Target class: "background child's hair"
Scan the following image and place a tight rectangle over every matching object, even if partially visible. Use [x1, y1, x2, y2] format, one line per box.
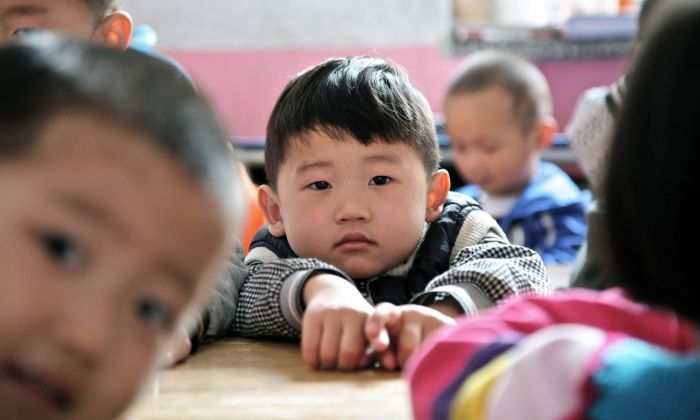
[603, 0, 700, 324]
[265, 55, 439, 189]
[84, 0, 121, 20]
[0, 34, 243, 225]
[447, 50, 552, 135]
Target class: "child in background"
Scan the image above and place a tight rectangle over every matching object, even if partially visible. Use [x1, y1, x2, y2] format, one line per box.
[445, 50, 588, 265]
[566, 0, 661, 195]
[406, 2, 700, 418]
[566, 0, 663, 290]
[0, 34, 242, 419]
[235, 56, 550, 371]
[0, 0, 251, 361]
[0, 0, 132, 47]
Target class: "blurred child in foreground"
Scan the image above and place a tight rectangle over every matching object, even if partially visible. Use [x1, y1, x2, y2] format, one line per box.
[0, 0, 252, 362]
[0, 34, 243, 419]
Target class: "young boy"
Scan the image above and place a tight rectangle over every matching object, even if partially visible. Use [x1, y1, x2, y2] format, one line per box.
[0, 0, 250, 362]
[0, 0, 132, 48]
[566, 0, 663, 290]
[235, 56, 550, 371]
[0, 34, 243, 419]
[445, 50, 589, 265]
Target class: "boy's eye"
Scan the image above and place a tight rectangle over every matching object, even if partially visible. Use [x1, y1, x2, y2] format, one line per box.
[41, 233, 83, 270]
[136, 298, 174, 330]
[309, 181, 331, 190]
[369, 176, 391, 186]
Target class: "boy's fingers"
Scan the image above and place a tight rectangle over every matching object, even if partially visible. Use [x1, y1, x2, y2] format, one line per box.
[365, 302, 400, 351]
[318, 321, 342, 370]
[301, 316, 322, 369]
[160, 326, 192, 368]
[397, 322, 423, 368]
[337, 324, 366, 371]
[376, 349, 398, 371]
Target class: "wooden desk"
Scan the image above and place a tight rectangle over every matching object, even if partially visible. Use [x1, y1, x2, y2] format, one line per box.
[123, 338, 412, 419]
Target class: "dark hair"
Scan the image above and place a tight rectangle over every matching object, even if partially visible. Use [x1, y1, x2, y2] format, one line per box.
[264, 56, 439, 189]
[446, 50, 551, 135]
[0, 34, 240, 217]
[637, 0, 663, 42]
[603, 1, 700, 323]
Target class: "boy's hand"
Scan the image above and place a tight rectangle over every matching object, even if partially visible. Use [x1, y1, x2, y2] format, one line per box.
[301, 273, 374, 371]
[160, 325, 192, 367]
[365, 303, 456, 369]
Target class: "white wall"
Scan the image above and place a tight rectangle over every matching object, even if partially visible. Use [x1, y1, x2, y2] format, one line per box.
[121, 0, 453, 49]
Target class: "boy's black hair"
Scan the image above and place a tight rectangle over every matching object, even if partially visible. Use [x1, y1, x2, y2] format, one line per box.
[603, 1, 700, 324]
[446, 50, 552, 136]
[0, 34, 239, 213]
[265, 56, 439, 189]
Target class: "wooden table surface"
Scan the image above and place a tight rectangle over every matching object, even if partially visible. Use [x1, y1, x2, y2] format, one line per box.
[122, 338, 412, 419]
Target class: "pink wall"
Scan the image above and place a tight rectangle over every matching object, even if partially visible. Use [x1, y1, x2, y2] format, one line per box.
[167, 47, 629, 143]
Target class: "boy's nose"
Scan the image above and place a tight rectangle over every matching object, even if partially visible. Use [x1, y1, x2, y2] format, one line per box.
[461, 153, 485, 177]
[53, 291, 113, 368]
[334, 195, 370, 223]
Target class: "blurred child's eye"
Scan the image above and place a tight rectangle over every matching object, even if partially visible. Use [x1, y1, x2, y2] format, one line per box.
[309, 181, 331, 190]
[369, 176, 391, 186]
[13, 28, 42, 37]
[41, 233, 83, 270]
[136, 298, 174, 330]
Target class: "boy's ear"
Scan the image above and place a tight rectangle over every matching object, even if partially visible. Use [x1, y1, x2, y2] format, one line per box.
[96, 11, 133, 50]
[257, 185, 286, 237]
[425, 169, 450, 222]
[536, 116, 558, 150]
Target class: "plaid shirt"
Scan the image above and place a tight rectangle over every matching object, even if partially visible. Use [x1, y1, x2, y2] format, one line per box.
[233, 207, 551, 339]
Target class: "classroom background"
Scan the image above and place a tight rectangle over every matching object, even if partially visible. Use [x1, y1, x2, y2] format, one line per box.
[123, 0, 638, 186]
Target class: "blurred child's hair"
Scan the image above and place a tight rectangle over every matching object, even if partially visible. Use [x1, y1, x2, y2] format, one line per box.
[265, 56, 439, 189]
[604, 0, 700, 324]
[84, 0, 121, 19]
[0, 34, 243, 224]
[447, 50, 552, 135]
[637, 0, 663, 42]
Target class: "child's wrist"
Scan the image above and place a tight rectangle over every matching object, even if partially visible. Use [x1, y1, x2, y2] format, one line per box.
[303, 272, 356, 305]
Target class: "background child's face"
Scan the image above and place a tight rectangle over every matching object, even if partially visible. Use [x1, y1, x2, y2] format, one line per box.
[445, 86, 541, 196]
[0, 111, 227, 419]
[0, 0, 98, 43]
[266, 132, 434, 278]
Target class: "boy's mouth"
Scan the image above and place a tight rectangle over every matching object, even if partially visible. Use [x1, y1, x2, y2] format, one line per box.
[4, 363, 75, 412]
[335, 233, 376, 250]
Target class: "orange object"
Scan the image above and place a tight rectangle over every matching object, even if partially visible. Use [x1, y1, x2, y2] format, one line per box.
[619, 0, 636, 13]
[238, 163, 265, 253]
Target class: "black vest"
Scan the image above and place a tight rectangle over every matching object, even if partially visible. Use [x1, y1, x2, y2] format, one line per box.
[249, 192, 481, 304]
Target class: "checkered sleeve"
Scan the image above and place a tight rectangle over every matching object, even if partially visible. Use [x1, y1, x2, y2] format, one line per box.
[233, 257, 351, 338]
[411, 231, 551, 315]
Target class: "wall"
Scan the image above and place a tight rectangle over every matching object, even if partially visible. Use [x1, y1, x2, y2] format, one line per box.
[122, 0, 627, 142]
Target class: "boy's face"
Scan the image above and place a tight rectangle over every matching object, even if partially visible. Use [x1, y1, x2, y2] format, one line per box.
[0, 111, 227, 419]
[445, 86, 542, 196]
[0, 0, 99, 43]
[262, 131, 445, 279]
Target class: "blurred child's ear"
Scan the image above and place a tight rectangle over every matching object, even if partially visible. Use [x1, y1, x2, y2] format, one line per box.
[257, 185, 286, 237]
[536, 117, 558, 150]
[96, 11, 133, 50]
[425, 169, 450, 222]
